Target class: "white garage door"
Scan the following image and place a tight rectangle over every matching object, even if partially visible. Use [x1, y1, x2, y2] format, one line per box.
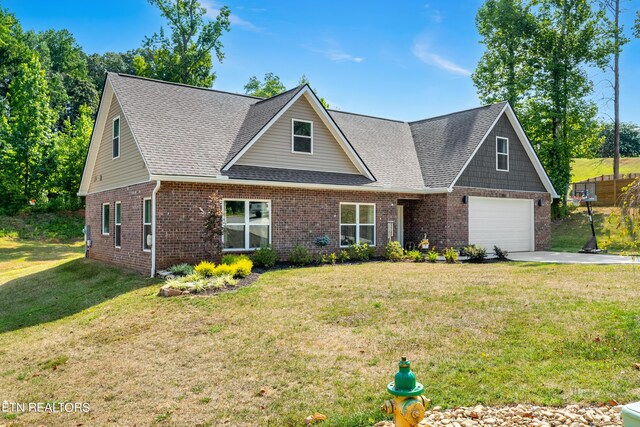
[468, 197, 534, 252]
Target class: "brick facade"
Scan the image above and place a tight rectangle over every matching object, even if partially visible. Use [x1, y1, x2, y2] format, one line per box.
[85, 181, 552, 274]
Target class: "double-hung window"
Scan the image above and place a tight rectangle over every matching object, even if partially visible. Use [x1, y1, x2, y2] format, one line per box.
[114, 202, 122, 248]
[496, 136, 509, 171]
[292, 119, 313, 154]
[143, 198, 152, 251]
[112, 116, 120, 159]
[223, 200, 271, 250]
[340, 203, 375, 247]
[102, 203, 110, 235]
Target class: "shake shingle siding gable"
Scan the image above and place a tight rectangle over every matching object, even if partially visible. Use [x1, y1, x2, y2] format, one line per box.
[456, 114, 546, 192]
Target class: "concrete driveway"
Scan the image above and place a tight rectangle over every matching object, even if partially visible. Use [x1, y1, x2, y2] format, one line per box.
[509, 251, 640, 264]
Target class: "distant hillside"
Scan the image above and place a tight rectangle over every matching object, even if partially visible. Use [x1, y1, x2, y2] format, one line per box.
[571, 157, 640, 182]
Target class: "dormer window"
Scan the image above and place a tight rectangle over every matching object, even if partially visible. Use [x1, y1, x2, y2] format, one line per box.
[112, 116, 120, 159]
[292, 119, 313, 154]
[496, 136, 509, 171]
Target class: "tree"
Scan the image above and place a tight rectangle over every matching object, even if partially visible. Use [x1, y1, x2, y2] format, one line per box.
[298, 74, 330, 109]
[472, 0, 537, 109]
[597, 122, 640, 157]
[244, 72, 286, 97]
[53, 104, 93, 201]
[86, 51, 139, 90]
[1, 54, 53, 210]
[635, 11, 639, 36]
[134, 0, 230, 87]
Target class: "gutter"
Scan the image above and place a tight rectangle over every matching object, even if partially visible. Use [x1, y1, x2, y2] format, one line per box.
[148, 174, 452, 195]
[150, 180, 161, 278]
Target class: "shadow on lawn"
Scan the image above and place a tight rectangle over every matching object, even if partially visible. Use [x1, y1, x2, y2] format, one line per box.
[0, 240, 83, 263]
[0, 258, 154, 334]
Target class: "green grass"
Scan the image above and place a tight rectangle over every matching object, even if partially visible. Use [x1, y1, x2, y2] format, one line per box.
[551, 207, 640, 255]
[0, 211, 84, 241]
[571, 157, 640, 182]
[1, 237, 640, 426]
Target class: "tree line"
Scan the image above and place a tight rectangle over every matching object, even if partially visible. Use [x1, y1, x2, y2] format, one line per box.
[1, 0, 638, 216]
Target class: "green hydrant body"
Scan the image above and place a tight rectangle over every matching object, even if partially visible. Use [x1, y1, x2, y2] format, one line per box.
[382, 356, 430, 427]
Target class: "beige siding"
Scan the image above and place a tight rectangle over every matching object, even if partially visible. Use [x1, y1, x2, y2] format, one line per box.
[236, 96, 360, 174]
[89, 94, 149, 193]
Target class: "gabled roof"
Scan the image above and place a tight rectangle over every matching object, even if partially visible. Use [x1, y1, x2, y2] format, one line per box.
[80, 73, 557, 196]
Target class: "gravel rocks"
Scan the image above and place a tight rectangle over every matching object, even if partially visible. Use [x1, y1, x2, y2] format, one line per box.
[373, 404, 623, 427]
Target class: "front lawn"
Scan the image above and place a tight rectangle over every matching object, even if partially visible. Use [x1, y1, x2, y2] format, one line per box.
[1, 238, 639, 426]
[571, 157, 640, 182]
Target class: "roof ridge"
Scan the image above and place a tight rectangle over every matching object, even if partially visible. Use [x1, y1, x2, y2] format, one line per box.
[254, 84, 306, 104]
[408, 101, 508, 125]
[328, 109, 405, 124]
[111, 72, 263, 100]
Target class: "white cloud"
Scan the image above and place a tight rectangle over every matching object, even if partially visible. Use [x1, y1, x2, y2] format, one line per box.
[324, 50, 364, 63]
[201, 1, 262, 32]
[412, 42, 471, 76]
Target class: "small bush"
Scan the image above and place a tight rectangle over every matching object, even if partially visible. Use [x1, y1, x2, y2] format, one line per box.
[314, 235, 330, 248]
[221, 254, 250, 265]
[426, 250, 438, 263]
[463, 245, 487, 263]
[407, 250, 424, 262]
[337, 250, 350, 263]
[212, 263, 236, 276]
[385, 241, 405, 261]
[252, 245, 278, 269]
[194, 261, 216, 277]
[322, 252, 338, 265]
[289, 245, 312, 266]
[233, 258, 253, 278]
[168, 263, 194, 276]
[493, 245, 509, 260]
[349, 243, 375, 261]
[444, 247, 458, 264]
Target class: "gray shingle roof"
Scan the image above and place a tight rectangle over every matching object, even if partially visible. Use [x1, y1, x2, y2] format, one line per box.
[107, 73, 508, 189]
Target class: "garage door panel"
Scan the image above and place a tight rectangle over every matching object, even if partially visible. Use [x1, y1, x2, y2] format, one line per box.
[468, 197, 534, 252]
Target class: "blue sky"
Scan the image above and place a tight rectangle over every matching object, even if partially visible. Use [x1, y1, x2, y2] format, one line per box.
[4, 0, 640, 122]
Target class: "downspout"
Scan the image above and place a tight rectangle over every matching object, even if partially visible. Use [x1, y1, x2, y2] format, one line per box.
[150, 180, 161, 278]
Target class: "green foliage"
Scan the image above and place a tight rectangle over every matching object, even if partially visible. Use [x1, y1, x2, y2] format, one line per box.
[322, 252, 338, 265]
[212, 263, 235, 277]
[443, 247, 459, 264]
[134, 0, 231, 87]
[288, 245, 312, 266]
[0, 212, 84, 241]
[384, 240, 405, 261]
[426, 250, 439, 263]
[251, 245, 278, 269]
[493, 245, 509, 260]
[168, 263, 194, 276]
[221, 254, 250, 265]
[314, 235, 330, 248]
[244, 72, 286, 97]
[407, 250, 424, 262]
[86, 50, 139, 89]
[596, 122, 640, 157]
[194, 261, 216, 277]
[462, 245, 487, 263]
[348, 243, 375, 261]
[337, 250, 350, 263]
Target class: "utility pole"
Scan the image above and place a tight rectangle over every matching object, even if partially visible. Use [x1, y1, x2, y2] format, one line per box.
[613, 0, 621, 179]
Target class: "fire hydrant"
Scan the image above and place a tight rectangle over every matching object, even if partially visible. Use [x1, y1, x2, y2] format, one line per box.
[381, 356, 431, 427]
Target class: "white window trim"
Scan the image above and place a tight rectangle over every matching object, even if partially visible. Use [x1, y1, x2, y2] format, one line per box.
[112, 116, 120, 160]
[339, 202, 376, 248]
[222, 199, 272, 251]
[291, 118, 313, 155]
[496, 136, 509, 172]
[143, 197, 151, 252]
[102, 202, 110, 235]
[114, 201, 121, 249]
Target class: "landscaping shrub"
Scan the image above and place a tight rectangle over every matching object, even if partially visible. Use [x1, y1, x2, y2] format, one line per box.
[194, 261, 216, 277]
[168, 263, 194, 276]
[322, 252, 337, 265]
[233, 258, 253, 278]
[221, 254, 250, 265]
[385, 241, 405, 261]
[289, 245, 312, 266]
[493, 245, 509, 260]
[349, 243, 375, 261]
[251, 245, 278, 269]
[406, 250, 424, 262]
[426, 250, 438, 263]
[212, 263, 236, 277]
[314, 235, 330, 248]
[337, 250, 350, 263]
[463, 245, 487, 263]
[444, 247, 458, 263]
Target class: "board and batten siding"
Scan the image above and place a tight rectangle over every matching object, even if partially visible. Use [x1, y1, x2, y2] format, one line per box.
[88, 94, 149, 193]
[235, 96, 360, 174]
